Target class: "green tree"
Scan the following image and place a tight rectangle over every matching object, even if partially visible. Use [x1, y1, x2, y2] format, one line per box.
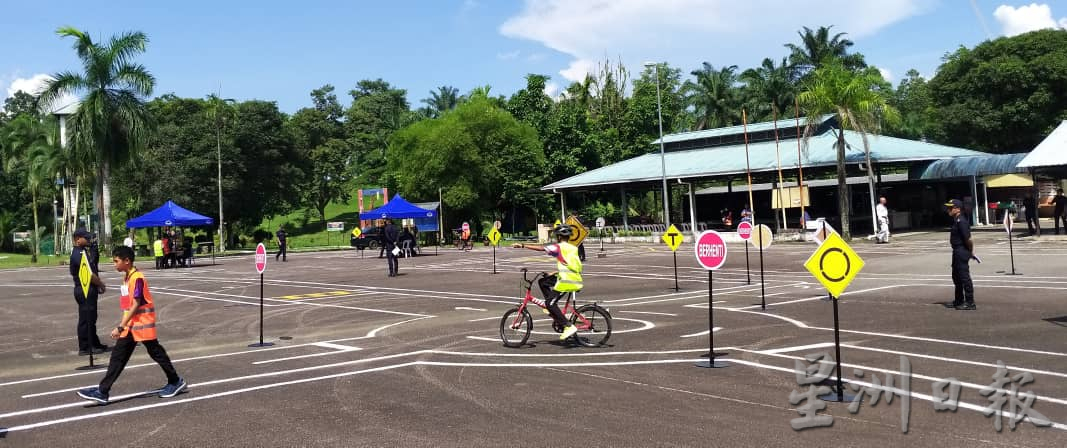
[345, 79, 414, 186]
[684, 63, 741, 130]
[786, 25, 867, 75]
[206, 93, 236, 251]
[887, 69, 933, 140]
[741, 57, 799, 121]
[420, 85, 461, 118]
[37, 27, 156, 247]
[230, 100, 305, 235]
[927, 29, 1067, 153]
[1, 91, 38, 125]
[1, 115, 60, 261]
[799, 61, 899, 240]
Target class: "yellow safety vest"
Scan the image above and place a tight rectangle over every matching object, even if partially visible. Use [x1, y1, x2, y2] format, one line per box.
[153, 240, 164, 257]
[552, 242, 583, 292]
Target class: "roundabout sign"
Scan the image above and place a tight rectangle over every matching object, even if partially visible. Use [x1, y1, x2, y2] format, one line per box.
[803, 232, 864, 298]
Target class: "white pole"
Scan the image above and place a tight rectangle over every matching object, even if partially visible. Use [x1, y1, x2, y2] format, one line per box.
[982, 182, 990, 226]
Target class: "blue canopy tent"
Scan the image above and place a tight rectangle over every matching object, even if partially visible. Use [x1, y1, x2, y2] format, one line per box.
[359, 195, 437, 220]
[126, 201, 215, 228]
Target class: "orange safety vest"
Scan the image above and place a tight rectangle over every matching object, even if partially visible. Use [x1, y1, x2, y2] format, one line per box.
[120, 268, 158, 341]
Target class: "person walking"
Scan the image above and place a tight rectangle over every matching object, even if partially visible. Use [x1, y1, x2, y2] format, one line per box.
[76, 245, 186, 404]
[946, 199, 976, 310]
[71, 229, 108, 356]
[1023, 195, 1041, 236]
[383, 219, 399, 277]
[275, 225, 288, 262]
[1053, 188, 1067, 235]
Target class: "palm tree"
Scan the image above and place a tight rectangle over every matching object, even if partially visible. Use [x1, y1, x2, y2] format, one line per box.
[786, 25, 866, 74]
[798, 60, 900, 240]
[1, 115, 60, 262]
[420, 86, 460, 118]
[38, 27, 155, 248]
[740, 57, 798, 121]
[684, 63, 740, 130]
[206, 93, 235, 252]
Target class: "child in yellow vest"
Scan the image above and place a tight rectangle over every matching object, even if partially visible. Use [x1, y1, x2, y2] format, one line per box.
[77, 246, 186, 404]
[514, 224, 583, 340]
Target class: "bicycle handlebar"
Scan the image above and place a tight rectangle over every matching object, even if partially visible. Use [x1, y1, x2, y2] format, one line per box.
[521, 268, 549, 287]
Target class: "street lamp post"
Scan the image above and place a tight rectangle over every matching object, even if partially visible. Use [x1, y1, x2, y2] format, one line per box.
[645, 62, 671, 227]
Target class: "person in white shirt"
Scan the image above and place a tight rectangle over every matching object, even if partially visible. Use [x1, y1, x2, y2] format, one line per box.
[873, 197, 890, 243]
[123, 231, 134, 248]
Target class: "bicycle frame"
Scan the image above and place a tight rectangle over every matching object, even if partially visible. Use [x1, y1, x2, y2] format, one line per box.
[509, 270, 594, 331]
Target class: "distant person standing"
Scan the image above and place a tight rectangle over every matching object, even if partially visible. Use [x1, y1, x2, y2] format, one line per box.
[946, 199, 976, 310]
[71, 229, 108, 356]
[740, 205, 753, 223]
[275, 225, 288, 262]
[1023, 196, 1041, 236]
[123, 231, 134, 248]
[384, 219, 399, 277]
[1053, 188, 1067, 235]
[869, 197, 890, 243]
[153, 235, 164, 269]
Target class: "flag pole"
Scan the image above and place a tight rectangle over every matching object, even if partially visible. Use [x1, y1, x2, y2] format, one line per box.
[742, 109, 755, 224]
[772, 105, 787, 229]
[795, 99, 807, 229]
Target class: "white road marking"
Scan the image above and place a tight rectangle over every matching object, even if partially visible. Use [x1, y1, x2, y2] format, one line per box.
[619, 311, 678, 317]
[468, 316, 500, 322]
[758, 342, 836, 354]
[680, 327, 722, 338]
[454, 306, 487, 312]
[311, 342, 361, 351]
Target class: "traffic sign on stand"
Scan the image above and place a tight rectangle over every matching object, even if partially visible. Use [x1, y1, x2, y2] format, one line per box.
[693, 230, 729, 369]
[750, 224, 773, 250]
[250, 243, 273, 348]
[1004, 212, 1019, 275]
[565, 216, 589, 246]
[737, 221, 753, 240]
[351, 227, 362, 238]
[255, 243, 267, 274]
[487, 227, 501, 245]
[662, 224, 684, 252]
[803, 232, 864, 298]
[1003, 212, 1013, 234]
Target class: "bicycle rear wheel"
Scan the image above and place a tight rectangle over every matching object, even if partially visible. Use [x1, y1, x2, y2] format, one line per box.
[499, 307, 532, 348]
[570, 304, 612, 347]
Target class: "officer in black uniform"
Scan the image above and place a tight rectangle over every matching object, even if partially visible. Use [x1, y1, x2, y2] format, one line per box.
[946, 199, 976, 310]
[70, 229, 108, 355]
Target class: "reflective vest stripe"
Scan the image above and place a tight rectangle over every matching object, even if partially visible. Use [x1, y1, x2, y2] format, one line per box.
[132, 307, 155, 315]
[553, 242, 583, 292]
[131, 322, 156, 331]
[125, 270, 158, 341]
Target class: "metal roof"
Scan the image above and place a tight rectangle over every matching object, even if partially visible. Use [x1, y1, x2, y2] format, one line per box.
[912, 153, 1028, 180]
[543, 129, 985, 191]
[1017, 120, 1067, 169]
[695, 173, 909, 195]
[652, 114, 834, 145]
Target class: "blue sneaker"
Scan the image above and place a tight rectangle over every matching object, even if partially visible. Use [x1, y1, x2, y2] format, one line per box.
[76, 387, 109, 404]
[159, 377, 187, 398]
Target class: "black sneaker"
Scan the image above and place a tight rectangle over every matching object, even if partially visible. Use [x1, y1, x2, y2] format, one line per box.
[77, 387, 109, 404]
[960, 303, 976, 310]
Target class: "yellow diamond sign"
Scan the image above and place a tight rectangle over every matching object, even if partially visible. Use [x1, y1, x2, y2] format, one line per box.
[351, 227, 362, 238]
[487, 227, 502, 246]
[803, 232, 864, 299]
[661, 224, 684, 252]
[565, 216, 588, 246]
[78, 252, 91, 298]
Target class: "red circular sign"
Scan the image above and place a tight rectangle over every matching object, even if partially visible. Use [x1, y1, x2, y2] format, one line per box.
[737, 222, 753, 240]
[255, 243, 267, 274]
[462, 222, 470, 231]
[694, 230, 728, 270]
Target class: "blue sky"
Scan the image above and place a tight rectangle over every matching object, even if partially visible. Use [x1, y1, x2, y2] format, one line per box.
[3, 1, 1066, 113]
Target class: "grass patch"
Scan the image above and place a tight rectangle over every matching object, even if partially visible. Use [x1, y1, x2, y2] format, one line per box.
[248, 196, 369, 250]
[0, 253, 63, 269]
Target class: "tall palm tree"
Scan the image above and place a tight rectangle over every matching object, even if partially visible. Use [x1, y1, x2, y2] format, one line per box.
[786, 25, 866, 75]
[740, 57, 798, 121]
[420, 86, 460, 118]
[798, 60, 900, 240]
[1, 115, 60, 262]
[683, 63, 740, 130]
[206, 93, 235, 252]
[38, 27, 155, 248]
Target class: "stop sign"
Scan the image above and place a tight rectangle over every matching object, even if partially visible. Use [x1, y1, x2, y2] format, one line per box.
[255, 243, 267, 274]
[737, 221, 753, 240]
[462, 222, 470, 231]
[694, 230, 728, 270]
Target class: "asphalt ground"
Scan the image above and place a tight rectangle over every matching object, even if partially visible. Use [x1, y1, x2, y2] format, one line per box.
[1, 230, 1066, 447]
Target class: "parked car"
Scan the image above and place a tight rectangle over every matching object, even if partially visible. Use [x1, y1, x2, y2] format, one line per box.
[351, 226, 383, 250]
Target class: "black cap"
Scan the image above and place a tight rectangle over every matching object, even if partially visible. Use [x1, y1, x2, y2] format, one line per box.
[73, 228, 95, 240]
[944, 199, 963, 209]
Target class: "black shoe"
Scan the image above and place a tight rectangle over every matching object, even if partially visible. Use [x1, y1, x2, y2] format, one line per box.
[959, 303, 976, 310]
[93, 344, 110, 352]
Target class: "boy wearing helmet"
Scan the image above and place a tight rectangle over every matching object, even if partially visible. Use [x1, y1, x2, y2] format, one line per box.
[514, 224, 583, 340]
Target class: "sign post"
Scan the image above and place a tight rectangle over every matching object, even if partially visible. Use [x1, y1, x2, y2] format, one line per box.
[694, 230, 729, 369]
[488, 226, 501, 274]
[249, 243, 274, 348]
[662, 224, 684, 291]
[803, 227, 864, 401]
[351, 227, 363, 258]
[74, 251, 105, 371]
[751, 224, 773, 310]
[596, 217, 606, 258]
[1004, 212, 1019, 275]
[737, 221, 753, 285]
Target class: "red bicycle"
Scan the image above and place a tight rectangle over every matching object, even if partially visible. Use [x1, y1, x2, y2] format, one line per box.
[499, 269, 612, 348]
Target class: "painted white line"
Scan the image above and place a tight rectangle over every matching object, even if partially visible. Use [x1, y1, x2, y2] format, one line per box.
[723, 308, 811, 328]
[839, 344, 1067, 380]
[814, 327, 1067, 358]
[455, 306, 487, 312]
[466, 336, 500, 342]
[468, 316, 500, 322]
[682, 301, 726, 308]
[680, 327, 722, 338]
[759, 342, 836, 354]
[619, 311, 678, 317]
[527, 317, 654, 335]
[312, 342, 361, 351]
[152, 290, 285, 307]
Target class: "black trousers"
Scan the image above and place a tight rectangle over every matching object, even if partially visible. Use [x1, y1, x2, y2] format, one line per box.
[276, 243, 287, 261]
[1026, 214, 1040, 235]
[951, 248, 975, 306]
[385, 243, 398, 275]
[73, 288, 102, 351]
[537, 276, 570, 328]
[1055, 211, 1066, 235]
[577, 243, 586, 261]
[99, 334, 180, 395]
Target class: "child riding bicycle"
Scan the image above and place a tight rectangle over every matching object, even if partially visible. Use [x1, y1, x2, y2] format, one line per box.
[513, 224, 582, 340]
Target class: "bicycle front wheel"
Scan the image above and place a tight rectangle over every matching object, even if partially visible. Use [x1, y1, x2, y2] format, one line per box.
[570, 304, 612, 347]
[499, 307, 532, 348]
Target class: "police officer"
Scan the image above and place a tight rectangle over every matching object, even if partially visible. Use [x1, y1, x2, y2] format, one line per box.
[71, 229, 108, 355]
[946, 199, 976, 310]
[383, 219, 399, 277]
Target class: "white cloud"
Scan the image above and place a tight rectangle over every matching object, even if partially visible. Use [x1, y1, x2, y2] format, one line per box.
[496, 50, 521, 60]
[500, 0, 931, 83]
[543, 81, 561, 100]
[878, 67, 893, 82]
[993, 3, 1067, 36]
[3, 73, 78, 113]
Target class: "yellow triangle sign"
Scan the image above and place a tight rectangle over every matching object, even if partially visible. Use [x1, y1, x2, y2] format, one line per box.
[661, 224, 683, 252]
